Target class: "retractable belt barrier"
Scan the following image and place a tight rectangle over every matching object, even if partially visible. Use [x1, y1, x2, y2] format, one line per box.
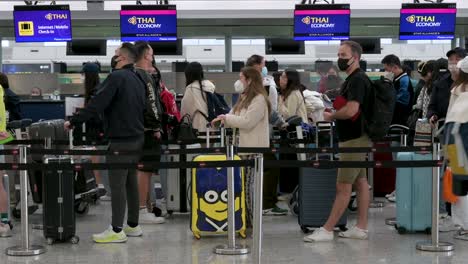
[0, 145, 435, 157]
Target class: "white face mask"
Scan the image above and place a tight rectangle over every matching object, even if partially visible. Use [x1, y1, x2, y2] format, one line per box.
[448, 63, 458, 73]
[234, 80, 245, 93]
[384, 71, 394, 81]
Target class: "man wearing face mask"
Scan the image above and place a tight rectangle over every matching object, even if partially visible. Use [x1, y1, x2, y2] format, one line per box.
[133, 41, 166, 224]
[304, 41, 372, 242]
[65, 43, 147, 243]
[381, 54, 414, 126]
[427, 47, 466, 126]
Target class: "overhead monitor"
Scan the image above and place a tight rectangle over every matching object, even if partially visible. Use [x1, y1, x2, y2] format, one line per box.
[294, 4, 350, 41]
[399, 3, 457, 40]
[265, 38, 305, 55]
[13, 5, 72, 42]
[149, 39, 182, 55]
[66, 40, 107, 56]
[120, 5, 177, 42]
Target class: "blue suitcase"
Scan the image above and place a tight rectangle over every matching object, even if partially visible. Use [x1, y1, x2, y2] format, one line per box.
[395, 152, 432, 234]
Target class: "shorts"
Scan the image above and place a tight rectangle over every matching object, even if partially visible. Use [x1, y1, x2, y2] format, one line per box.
[337, 135, 371, 184]
[139, 131, 161, 173]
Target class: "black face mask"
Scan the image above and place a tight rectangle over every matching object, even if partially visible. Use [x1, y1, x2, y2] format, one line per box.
[110, 55, 119, 70]
[337, 58, 353, 71]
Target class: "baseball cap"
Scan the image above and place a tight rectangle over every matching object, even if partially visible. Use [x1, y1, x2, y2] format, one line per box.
[446, 47, 467, 59]
[457, 57, 468, 74]
[81, 63, 100, 73]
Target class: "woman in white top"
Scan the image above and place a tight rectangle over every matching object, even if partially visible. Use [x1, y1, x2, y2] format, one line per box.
[278, 69, 308, 123]
[181, 62, 216, 132]
[212, 66, 271, 226]
[447, 57, 468, 114]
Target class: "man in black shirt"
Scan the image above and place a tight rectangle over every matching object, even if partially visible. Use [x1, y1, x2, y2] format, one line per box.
[304, 41, 372, 243]
[65, 43, 146, 243]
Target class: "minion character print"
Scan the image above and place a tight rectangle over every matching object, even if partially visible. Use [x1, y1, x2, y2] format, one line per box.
[191, 155, 246, 239]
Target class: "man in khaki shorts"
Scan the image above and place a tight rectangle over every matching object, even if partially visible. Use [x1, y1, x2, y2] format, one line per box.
[304, 41, 372, 242]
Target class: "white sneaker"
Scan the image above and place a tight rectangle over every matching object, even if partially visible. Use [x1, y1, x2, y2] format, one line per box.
[0, 223, 12, 236]
[123, 225, 143, 237]
[338, 226, 368, 240]
[385, 190, 396, 199]
[92, 226, 127, 243]
[387, 195, 396, 203]
[278, 194, 291, 201]
[303, 227, 334, 242]
[139, 208, 165, 224]
[439, 216, 461, 232]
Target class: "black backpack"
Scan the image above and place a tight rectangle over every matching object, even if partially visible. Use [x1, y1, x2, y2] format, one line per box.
[202, 92, 230, 122]
[365, 76, 396, 141]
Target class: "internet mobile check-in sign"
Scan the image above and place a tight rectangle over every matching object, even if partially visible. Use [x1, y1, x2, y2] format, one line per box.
[13, 5, 72, 42]
[120, 5, 177, 42]
[399, 3, 457, 40]
[294, 4, 350, 41]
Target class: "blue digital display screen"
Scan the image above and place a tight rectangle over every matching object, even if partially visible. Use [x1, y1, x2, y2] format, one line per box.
[294, 4, 350, 41]
[14, 5, 72, 42]
[120, 5, 177, 42]
[399, 3, 457, 40]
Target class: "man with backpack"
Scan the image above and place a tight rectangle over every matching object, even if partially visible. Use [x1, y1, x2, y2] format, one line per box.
[381, 54, 414, 126]
[304, 41, 373, 242]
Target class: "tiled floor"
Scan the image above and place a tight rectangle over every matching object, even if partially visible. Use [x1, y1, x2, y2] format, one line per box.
[0, 201, 465, 264]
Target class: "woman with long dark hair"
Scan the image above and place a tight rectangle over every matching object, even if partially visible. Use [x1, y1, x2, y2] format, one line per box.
[278, 69, 308, 122]
[181, 62, 216, 132]
[211, 66, 271, 227]
[80, 63, 107, 199]
[414, 60, 436, 118]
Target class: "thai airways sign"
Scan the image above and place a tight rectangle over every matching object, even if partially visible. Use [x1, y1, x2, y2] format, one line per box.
[294, 4, 350, 41]
[399, 3, 456, 40]
[120, 5, 177, 42]
[14, 5, 72, 42]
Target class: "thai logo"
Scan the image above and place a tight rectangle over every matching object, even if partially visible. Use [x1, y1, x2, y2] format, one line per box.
[406, 15, 440, 27]
[45, 13, 68, 20]
[301, 16, 334, 28]
[127, 16, 161, 28]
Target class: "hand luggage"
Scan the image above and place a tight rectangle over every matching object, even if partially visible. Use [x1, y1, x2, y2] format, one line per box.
[190, 154, 246, 239]
[164, 143, 200, 214]
[42, 156, 79, 245]
[73, 157, 98, 215]
[297, 122, 347, 233]
[395, 152, 432, 234]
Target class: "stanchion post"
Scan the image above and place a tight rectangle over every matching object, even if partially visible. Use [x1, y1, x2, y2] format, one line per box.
[220, 127, 225, 148]
[416, 142, 454, 252]
[214, 143, 249, 255]
[253, 155, 264, 263]
[6, 145, 46, 256]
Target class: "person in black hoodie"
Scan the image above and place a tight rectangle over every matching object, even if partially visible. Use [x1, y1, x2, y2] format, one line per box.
[65, 43, 147, 243]
[427, 48, 466, 125]
[382, 54, 414, 125]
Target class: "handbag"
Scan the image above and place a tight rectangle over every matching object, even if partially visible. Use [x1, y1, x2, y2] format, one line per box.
[175, 114, 198, 141]
[407, 108, 422, 130]
[413, 118, 432, 146]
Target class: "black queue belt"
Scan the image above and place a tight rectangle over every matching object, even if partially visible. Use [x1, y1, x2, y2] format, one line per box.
[0, 145, 434, 157]
[263, 159, 442, 169]
[0, 160, 254, 171]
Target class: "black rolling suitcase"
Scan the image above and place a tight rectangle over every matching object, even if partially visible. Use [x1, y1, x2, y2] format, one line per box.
[43, 156, 79, 245]
[297, 122, 347, 233]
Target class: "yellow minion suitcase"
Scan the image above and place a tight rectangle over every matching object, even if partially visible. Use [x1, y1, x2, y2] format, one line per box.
[190, 154, 246, 239]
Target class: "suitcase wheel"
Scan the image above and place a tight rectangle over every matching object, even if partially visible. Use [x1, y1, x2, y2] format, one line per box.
[70, 236, 80, 244]
[338, 225, 348, 232]
[167, 210, 174, 216]
[396, 226, 407, 234]
[12, 208, 21, 219]
[47, 238, 54, 245]
[152, 206, 163, 217]
[425, 228, 432, 235]
[301, 226, 310, 234]
[193, 232, 201, 240]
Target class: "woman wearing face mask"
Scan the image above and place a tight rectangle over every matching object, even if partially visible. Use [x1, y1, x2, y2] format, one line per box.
[181, 62, 216, 132]
[211, 66, 271, 226]
[235, 55, 278, 111]
[278, 69, 308, 123]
